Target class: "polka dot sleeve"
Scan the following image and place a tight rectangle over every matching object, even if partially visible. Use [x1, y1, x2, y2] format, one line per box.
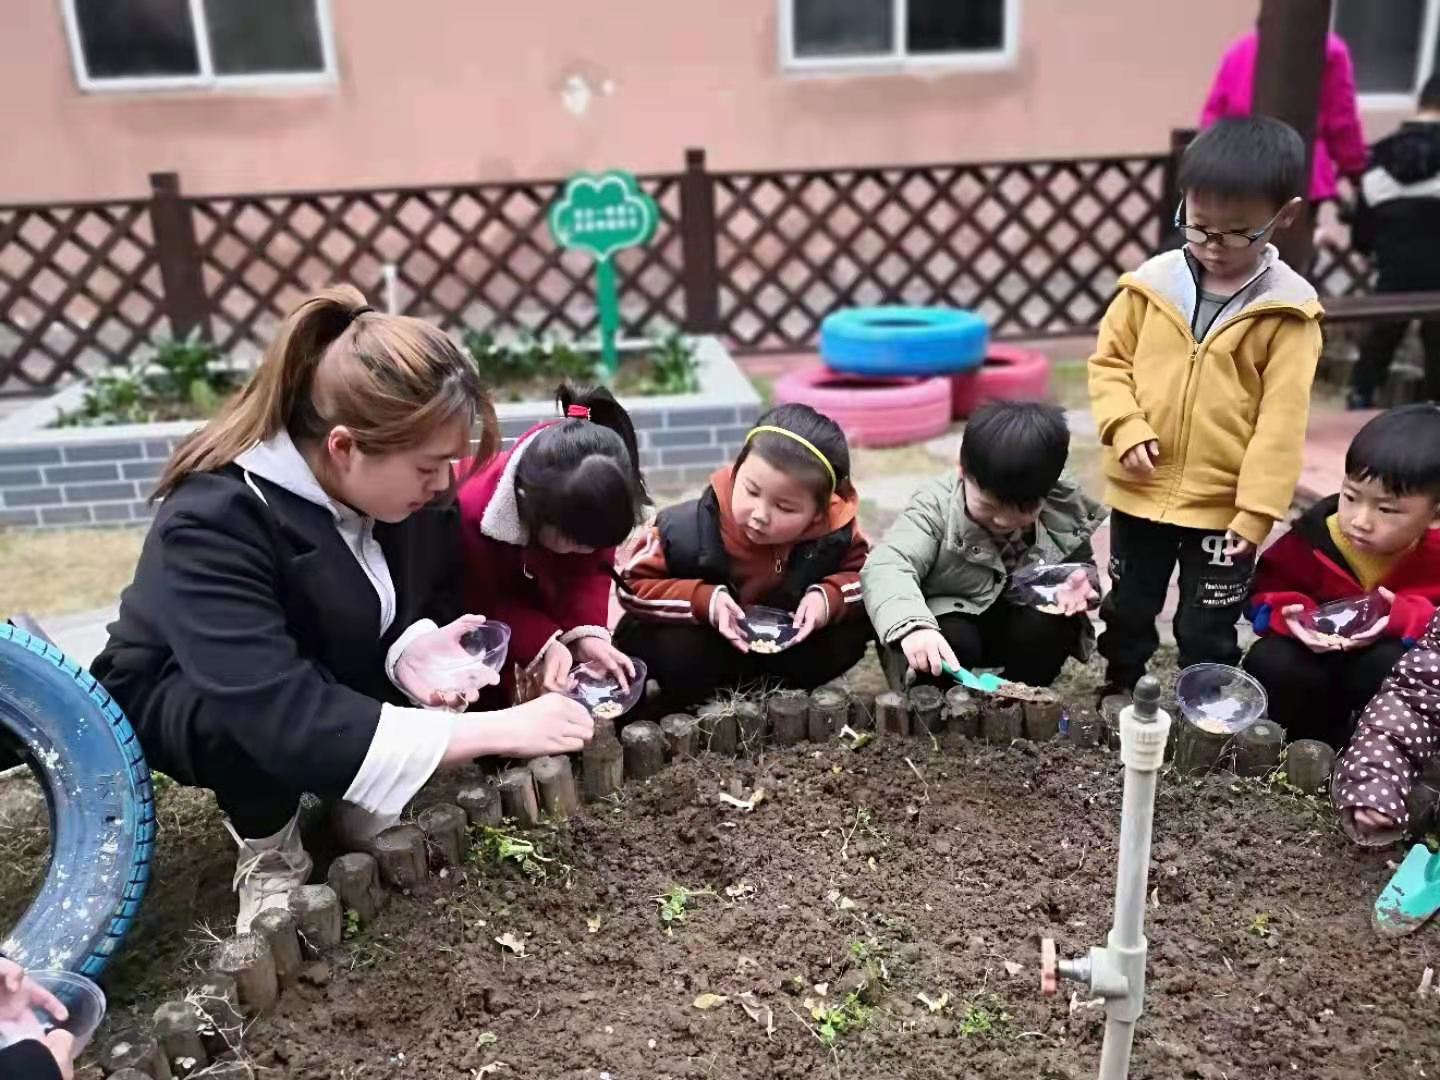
[1332, 622, 1440, 838]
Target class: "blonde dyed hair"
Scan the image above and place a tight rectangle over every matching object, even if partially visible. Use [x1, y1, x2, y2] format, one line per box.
[155, 286, 496, 500]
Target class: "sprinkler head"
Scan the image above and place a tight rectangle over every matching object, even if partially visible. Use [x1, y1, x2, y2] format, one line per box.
[1132, 675, 1162, 722]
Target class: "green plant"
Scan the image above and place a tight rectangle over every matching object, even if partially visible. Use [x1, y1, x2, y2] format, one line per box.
[55, 333, 234, 428]
[343, 909, 362, 941]
[811, 993, 869, 1046]
[958, 993, 1012, 1038]
[459, 327, 700, 401]
[1248, 912, 1273, 938]
[471, 827, 553, 881]
[653, 885, 713, 929]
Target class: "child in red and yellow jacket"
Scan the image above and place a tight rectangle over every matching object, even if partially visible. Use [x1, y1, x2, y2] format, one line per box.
[1245, 405, 1440, 748]
[615, 404, 871, 712]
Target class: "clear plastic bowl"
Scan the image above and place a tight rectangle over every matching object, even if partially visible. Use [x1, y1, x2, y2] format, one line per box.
[742, 606, 800, 653]
[1295, 593, 1390, 639]
[1004, 563, 1102, 614]
[1174, 663, 1268, 735]
[0, 970, 106, 1054]
[413, 621, 511, 694]
[567, 657, 648, 720]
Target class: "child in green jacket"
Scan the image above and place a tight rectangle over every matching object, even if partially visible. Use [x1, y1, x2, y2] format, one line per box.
[861, 401, 1107, 690]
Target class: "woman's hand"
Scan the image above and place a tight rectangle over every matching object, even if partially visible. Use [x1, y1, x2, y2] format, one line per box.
[536, 639, 574, 694]
[573, 637, 636, 692]
[790, 590, 830, 645]
[901, 627, 958, 677]
[710, 590, 750, 653]
[500, 694, 595, 756]
[1120, 440, 1159, 475]
[395, 615, 500, 710]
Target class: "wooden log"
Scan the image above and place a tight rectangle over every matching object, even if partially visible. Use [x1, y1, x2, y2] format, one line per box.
[249, 908, 303, 989]
[981, 699, 1023, 744]
[659, 713, 700, 759]
[875, 690, 910, 736]
[288, 884, 343, 952]
[497, 767, 541, 827]
[530, 755, 580, 817]
[582, 726, 624, 802]
[152, 1001, 208, 1076]
[908, 685, 945, 736]
[418, 803, 469, 867]
[456, 782, 502, 828]
[1234, 720, 1286, 777]
[768, 691, 809, 745]
[1065, 704, 1101, 748]
[944, 686, 980, 739]
[1284, 739, 1336, 795]
[104, 1035, 172, 1080]
[211, 933, 278, 1015]
[74, 1067, 105, 1080]
[371, 823, 430, 890]
[1100, 693, 1129, 751]
[734, 700, 767, 753]
[188, 973, 242, 1057]
[808, 685, 851, 742]
[1173, 722, 1234, 775]
[327, 852, 387, 926]
[1022, 692, 1064, 742]
[849, 691, 877, 731]
[698, 702, 740, 755]
[621, 720, 666, 780]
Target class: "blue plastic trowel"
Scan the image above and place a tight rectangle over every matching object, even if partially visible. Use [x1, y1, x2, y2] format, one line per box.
[1374, 843, 1440, 936]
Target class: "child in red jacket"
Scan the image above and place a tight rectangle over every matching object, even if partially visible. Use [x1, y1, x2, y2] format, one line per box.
[458, 385, 648, 695]
[1244, 405, 1440, 747]
[614, 404, 871, 712]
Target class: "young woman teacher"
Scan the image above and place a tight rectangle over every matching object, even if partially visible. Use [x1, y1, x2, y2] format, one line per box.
[92, 288, 594, 933]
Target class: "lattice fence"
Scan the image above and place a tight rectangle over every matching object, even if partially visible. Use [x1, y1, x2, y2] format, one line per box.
[0, 200, 167, 390]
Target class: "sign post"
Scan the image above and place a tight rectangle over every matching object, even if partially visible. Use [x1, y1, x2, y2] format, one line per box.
[548, 171, 659, 375]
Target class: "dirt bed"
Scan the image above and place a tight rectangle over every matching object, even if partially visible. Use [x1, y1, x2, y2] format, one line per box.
[242, 735, 1439, 1080]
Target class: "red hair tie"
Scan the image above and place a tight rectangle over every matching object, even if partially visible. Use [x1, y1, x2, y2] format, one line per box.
[566, 404, 591, 420]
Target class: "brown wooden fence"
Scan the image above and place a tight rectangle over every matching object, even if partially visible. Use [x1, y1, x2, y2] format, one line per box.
[0, 145, 1375, 392]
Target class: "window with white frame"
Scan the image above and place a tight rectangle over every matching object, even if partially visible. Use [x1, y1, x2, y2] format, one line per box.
[62, 0, 335, 91]
[782, 0, 1018, 72]
[1334, 0, 1440, 101]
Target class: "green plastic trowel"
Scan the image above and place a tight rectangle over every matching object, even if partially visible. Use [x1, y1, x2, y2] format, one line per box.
[941, 662, 1005, 694]
[1374, 843, 1440, 936]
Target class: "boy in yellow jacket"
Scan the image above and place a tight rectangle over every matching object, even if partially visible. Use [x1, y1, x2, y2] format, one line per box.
[1089, 116, 1324, 693]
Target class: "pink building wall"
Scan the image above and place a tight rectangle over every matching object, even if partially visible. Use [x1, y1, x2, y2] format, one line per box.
[0, 0, 1411, 202]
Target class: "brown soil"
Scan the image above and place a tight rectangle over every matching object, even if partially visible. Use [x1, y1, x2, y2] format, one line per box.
[236, 735, 1440, 1080]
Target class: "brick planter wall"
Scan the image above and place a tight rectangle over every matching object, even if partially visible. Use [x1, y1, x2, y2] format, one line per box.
[0, 337, 761, 530]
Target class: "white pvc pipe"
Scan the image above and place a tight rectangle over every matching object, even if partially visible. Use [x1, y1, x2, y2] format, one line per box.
[1099, 1019, 1136, 1079]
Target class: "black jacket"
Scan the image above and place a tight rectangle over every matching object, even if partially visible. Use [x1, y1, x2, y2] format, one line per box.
[1353, 121, 1440, 285]
[0, 1041, 61, 1080]
[91, 466, 460, 800]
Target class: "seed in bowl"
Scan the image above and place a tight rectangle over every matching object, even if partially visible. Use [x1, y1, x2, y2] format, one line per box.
[593, 701, 624, 720]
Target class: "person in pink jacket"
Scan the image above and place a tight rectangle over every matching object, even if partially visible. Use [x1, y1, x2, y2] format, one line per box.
[1200, 29, 1368, 202]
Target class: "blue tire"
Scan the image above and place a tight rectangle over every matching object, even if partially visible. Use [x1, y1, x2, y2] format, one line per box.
[0, 624, 154, 977]
[820, 307, 989, 376]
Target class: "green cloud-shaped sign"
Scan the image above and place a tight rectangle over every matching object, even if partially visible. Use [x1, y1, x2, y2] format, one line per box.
[549, 171, 659, 262]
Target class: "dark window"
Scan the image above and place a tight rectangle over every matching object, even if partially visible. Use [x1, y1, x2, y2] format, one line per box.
[793, 0, 894, 59]
[204, 0, 325, 76]
[907, 0, 1005, 54]
[73, 0, 200, 80]
[1335, 0, 1429, 94]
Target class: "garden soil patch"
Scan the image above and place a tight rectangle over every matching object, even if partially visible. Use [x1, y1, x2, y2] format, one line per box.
[245, 735, 1440, 1080]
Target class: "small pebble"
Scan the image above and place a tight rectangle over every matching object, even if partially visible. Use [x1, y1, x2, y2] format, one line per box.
[299, 962, 331, 987]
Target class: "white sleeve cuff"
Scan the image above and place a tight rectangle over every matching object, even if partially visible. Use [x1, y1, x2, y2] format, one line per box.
[384, 618, 440, 704]
[559, 624, 611, 646]
[342, 703, 454, 818]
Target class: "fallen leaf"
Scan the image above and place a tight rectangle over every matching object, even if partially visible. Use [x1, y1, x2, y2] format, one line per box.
[839, 896, 858, 910]
[476, 1033, 498, 1047]
[917, 991, 949, 1013]
[1003, 961, 1023, 977]
[586, 915, 603, 934]
[814, 982, 829, 996]
[693, 993, 729, 1010]
[725, 882, 756, 898]
[717, 789, 767, 811]
[494, 933, 526, 957]
[737, 991, 775, 1036]
[474, 1064, 507, 1078]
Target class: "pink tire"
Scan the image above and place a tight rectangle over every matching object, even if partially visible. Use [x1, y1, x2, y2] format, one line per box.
[950, 345, 1052, 419]
[774, 366, 952, 448]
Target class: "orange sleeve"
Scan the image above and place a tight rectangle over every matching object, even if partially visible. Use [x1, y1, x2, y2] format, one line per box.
[814, 523, 870, 623]
[618, 526, 717, 624]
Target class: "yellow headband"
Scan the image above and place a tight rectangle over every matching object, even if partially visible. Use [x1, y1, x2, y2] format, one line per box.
[746, 425, 837, 493]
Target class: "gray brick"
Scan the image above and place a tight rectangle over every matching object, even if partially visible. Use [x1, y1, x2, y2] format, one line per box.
[64, 441, 144, 464]
[668, 406, 736, 427]
[3, 487, 63, 508]
[44, 463, 119, 485]
[0, 508, 39, 528]
[661, 445, 728, 467]
[649, 428, 714, 449]
[92, 503, 135, 523]
[122, 460, 164, 481]
[646, 467, 689, 491]
[40, 505, 92, 526]
[715, 424, 755, 445]
[0, 447, 62, 468]
[130, 501, 155, 521]
[629, 410, 666, 431]
[499, 418, 535, 439]
[65, 482, 138, 503]
[0, 468, 43, 489]
[637, 450, 659, 469]
[682, 466, 721, 485]
[144, 440, 174, 459]
[736, 405, 763, 425]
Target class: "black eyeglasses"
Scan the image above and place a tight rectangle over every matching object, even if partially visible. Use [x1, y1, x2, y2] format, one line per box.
[1172, 199, 1287, 250]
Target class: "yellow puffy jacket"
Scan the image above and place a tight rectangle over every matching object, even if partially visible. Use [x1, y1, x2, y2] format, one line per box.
[1088, 246, 1324, 547]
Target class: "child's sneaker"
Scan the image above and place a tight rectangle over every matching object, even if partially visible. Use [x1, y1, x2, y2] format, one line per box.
[226, 814, 313, 934]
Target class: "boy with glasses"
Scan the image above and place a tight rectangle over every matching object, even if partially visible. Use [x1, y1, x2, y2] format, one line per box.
[1089, 116, 1324, 696]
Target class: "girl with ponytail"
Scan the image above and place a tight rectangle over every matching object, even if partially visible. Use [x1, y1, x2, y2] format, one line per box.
[93, 287, 594, 935]
[458, 384, 650, 694]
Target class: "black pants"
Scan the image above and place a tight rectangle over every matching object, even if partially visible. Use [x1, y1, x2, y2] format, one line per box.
[1349, 271, 1440, 401]
[613, 615, 873, 713]
[1243, 634, 1408, 748]
[892, 603, 1085, 690]
[1098, 510, 1255, 692]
